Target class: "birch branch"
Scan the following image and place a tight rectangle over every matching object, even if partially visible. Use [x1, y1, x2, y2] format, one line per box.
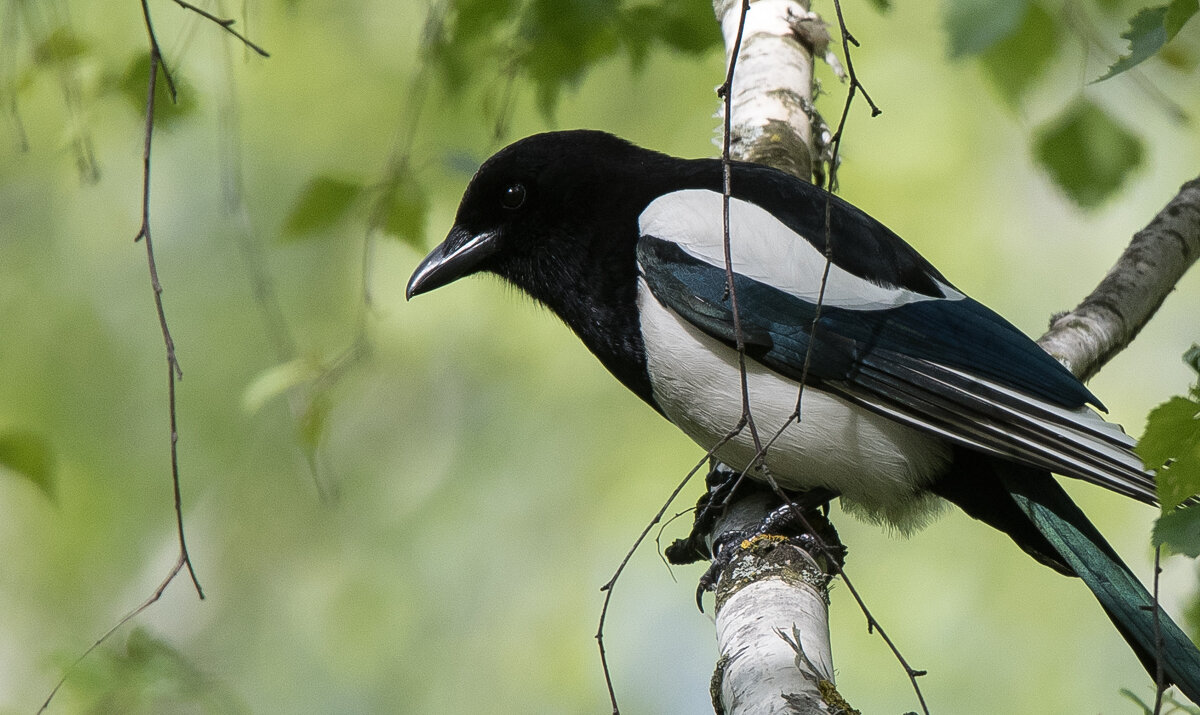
[1039, 176, 1200, 379]
[708, 1, 841, 713]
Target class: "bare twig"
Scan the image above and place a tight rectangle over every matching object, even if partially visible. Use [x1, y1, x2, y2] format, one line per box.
[170, 0, 269, 57]
[35, 1, 272, 706]
[139, 0, 177, 101]
[36, 555, 189, 714]
[135, 4, 202, 598]
[596, 454, 707, 714]
[598, 419, 755, 713]
[1153, 546, 1165, 715]
[718, 0, 766, 460]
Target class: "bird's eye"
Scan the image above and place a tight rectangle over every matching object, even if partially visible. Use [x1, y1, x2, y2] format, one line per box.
[500, 183, 527, 210]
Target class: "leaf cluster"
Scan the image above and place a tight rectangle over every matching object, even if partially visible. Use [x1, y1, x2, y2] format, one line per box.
[1137, 346, 1200, 557]
[941, 0, 1198, 208]
[425, 0, 721, 117]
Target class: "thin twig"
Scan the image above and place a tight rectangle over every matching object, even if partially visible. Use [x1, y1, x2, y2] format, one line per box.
[828, 0, 880, 126]
[717, 0, 766, 460]
[40, 11, 203, 713]
[170, 0, 269, 57]
[139, 0, 177, 101]
[135, 21, 203, 598]
[36, 555, 188, 714]
[596, 420, 751, 712]
[35, 2, 272, 708]
[596, 454, 708, 714]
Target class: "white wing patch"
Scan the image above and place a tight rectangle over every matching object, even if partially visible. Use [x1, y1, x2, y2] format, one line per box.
[638, 189, 962, 310]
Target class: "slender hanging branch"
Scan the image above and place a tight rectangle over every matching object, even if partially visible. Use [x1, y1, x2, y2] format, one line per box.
[135, 0, 202, 600]
[37, 3, 271, 710]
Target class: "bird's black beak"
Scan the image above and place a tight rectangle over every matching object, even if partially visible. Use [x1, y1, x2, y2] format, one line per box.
[406, 226, 501, 300]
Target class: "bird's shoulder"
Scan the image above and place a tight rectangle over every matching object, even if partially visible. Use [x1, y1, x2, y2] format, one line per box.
[636, 159, 950, 298]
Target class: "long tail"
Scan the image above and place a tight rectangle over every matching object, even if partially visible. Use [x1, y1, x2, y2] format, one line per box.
[932, 450, 1200, 703]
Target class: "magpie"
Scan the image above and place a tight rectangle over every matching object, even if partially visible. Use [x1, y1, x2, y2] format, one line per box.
[406, 130, 1200, 698]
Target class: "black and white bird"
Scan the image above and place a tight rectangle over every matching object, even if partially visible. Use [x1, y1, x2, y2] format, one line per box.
[406, 130, 1200, 698]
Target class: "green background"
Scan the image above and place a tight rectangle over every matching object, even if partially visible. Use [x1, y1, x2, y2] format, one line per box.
[1, 1, 1198, 712]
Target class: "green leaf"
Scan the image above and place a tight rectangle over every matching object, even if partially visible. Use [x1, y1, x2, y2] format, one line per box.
[1184, 343, 1200, 378]
[62, 628, 245, 712]
[429, 0, 719, 117]
[943, 0, 1029, 57]
[620, 4, 721, 71]
[1095, 0, 1198, 82]
[452, 0, 520, 42]
[1153, 506, 1200, 556]
[0, 429, 56, 498]
[242, 359, 321, 414]
[979, 3, 1063, 106]
[1032, 100, 1144, 208]
[1137, 395, 1200, 509]
[1167, 0, 1200, 35]
[299, 391, 330, 451]
[647, 4, 722, 56]
[282, 175, 362, 239]
[518, 0, 622, 115]
[33, 28, 90, 67]
[375, 165, 429, 250]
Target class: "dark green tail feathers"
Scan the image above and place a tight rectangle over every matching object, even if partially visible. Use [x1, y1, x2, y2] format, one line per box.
[1000, 470, 1200, 702]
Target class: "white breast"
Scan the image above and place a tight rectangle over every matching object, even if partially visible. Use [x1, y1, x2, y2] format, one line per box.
[636, 279, 953, 529]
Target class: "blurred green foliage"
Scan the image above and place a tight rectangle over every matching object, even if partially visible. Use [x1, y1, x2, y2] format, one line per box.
[427, 0, 720, 114]
[1141, 346, 1200, 556]
[945, 0, 1198, 206]
[1033, 98, 1145, 208]
[0, 1, 1198, 714]
[0, 428, 56, 499]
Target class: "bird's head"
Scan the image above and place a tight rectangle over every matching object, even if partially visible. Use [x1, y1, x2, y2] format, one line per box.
[406, 130, 673, 304]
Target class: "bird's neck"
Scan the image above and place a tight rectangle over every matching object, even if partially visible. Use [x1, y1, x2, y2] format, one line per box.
[503, 225, 657, 409]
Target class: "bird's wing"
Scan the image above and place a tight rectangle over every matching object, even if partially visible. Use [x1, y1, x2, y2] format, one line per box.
[636, 226, 1156, 504]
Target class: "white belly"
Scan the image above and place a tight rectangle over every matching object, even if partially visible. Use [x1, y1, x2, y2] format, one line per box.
[637, 280, 953, 529]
